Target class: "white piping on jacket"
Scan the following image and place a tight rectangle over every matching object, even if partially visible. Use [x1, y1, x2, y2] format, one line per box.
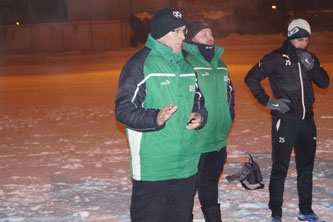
[131, 73, 175, 106]
[297, 62, 306, 120]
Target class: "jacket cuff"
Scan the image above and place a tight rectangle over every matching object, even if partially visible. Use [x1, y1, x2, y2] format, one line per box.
[153, 110, 166, 130]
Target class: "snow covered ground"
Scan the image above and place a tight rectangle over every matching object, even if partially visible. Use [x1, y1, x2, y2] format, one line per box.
[0, 33, 332, 222]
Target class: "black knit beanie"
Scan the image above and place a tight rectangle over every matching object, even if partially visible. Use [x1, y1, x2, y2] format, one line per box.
[150, 8, 186, 39]
[185, 21, 210, 43]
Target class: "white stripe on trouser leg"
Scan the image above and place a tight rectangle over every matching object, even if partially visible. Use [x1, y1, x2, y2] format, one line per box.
[276, 119, 281, 132]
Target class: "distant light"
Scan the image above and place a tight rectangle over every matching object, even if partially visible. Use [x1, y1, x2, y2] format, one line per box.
[16, 21, 20, 25]
[272, 5, 277, 10]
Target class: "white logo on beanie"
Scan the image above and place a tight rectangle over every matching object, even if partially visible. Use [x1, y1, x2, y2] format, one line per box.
[173, 11, 182, 18]
[288, 18, 311, 36]
[287, 27, 299, 37]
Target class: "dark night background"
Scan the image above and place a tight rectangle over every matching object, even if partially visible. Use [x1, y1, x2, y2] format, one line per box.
[0, 0, 332, 54]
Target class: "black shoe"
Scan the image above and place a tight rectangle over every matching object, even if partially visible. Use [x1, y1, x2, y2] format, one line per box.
[201, 204, 222, 222]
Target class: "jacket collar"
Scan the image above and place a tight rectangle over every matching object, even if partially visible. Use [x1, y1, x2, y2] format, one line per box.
[281, 39, 298, 60]
[183, 42, 224, 67]
[145, 34, 184, 62]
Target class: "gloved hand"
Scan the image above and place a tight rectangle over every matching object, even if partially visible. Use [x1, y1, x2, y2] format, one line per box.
[296, 50, 314, 70]
[266, 98, 291, 114]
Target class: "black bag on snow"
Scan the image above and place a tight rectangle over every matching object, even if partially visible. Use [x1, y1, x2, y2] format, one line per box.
[226, 154, 264, 190]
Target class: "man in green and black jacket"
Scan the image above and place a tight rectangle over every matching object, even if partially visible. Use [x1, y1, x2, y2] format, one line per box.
[115, 8, 207, 222]
[183, 21, 235, 222]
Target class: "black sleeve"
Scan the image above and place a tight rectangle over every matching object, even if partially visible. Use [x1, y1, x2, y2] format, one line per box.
[192, 74, 208, 129]
[244, 54, 273, 106]
[227, 75, 235, 121]
[308, 53, 330, 89]
[115, 48, 165, 132]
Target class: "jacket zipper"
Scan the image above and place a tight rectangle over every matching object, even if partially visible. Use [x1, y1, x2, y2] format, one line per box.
[297, 62, 306, 120]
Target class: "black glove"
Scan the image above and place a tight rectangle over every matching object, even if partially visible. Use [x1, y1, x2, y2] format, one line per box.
[266, 98, 291, 114]
[296, 50, 314, 70]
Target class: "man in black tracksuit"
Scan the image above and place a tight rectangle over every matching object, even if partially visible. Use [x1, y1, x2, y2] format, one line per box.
[244, 19, 329, 222]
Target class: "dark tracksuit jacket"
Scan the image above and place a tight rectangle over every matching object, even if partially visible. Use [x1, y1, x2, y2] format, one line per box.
[245, 40, 329, 120]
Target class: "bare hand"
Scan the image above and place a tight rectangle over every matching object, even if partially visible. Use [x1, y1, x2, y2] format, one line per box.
[186, 112, 202, 130]
[157, 104, 178, 126]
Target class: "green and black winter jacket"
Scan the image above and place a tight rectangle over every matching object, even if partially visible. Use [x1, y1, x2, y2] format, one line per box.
[115, 35, 208, 181]
[183, 43, 234, 153]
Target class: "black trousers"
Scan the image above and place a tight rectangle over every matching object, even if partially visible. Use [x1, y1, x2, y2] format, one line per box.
[130, 174, 196, 222]
[269, 117, 316, 217]
[197, 147, 227, 208]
